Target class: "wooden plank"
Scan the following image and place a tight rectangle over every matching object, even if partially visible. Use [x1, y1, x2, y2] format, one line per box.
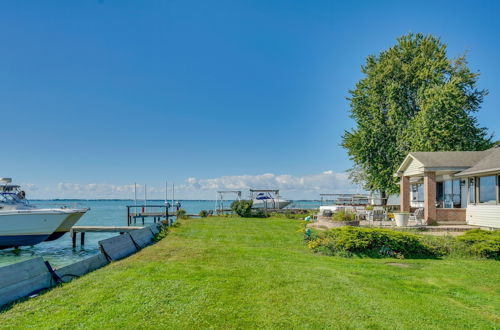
[98, 233, 138, 261]
[72, 226, 142, 233]
[129, 227, 155, 249]
[0, 257, 53, 307]
[55, 254, 109, 283]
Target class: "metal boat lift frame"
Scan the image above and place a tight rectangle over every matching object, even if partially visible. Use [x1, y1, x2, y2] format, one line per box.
[215, 190, 242, 214]
[249, 189, 283, 212]
[319, 193, 370, 206]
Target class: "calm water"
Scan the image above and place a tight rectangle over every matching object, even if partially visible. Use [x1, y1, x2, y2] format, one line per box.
[0, 200, 319, 267]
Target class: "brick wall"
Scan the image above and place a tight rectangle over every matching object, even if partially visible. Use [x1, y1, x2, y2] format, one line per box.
[436, 208, 466, 223]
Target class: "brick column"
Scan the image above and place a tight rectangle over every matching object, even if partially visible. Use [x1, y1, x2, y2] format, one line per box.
[424, 171, 437, 224]
[400, 176, 410, 212]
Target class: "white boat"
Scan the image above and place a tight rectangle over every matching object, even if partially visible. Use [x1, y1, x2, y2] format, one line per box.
[0, 178, 88, 248]
[251, 191, 291, 209]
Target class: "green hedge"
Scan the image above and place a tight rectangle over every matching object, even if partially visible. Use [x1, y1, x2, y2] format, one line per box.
[457, 229, 500, 259]
[306, 227, 500, 260]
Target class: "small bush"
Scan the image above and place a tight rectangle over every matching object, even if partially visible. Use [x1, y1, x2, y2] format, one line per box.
[306, 226, 437, 259]
[153, 223, 170, 242]
[332, 210, 356, 222]
[306, 227, 500, 260]
[230, 200, 253, 217]
[457, 229, 500, 259]
[176, 208, 188, 219]
[199, 210, 209, 217]
[252, 209, 268, 218]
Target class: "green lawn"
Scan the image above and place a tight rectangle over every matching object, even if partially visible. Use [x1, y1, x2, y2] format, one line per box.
[1, 217, 499, 329]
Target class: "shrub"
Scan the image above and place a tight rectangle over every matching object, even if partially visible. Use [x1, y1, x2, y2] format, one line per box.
[306, 227, 500, 260]
[457, 229, 500, 259]
[332, 210, 356, 222]
[252, 209, 268, 218]
[176, 208, 188, 219]
[199, 210, 209, 217]
[306, 226, 437, 259]
[153, 223, 170, 242]
[230, 200, 253, 217]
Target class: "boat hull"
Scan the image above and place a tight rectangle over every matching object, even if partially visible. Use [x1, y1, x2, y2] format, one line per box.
[0, 211, 68, 249]
[252, 199, 291, 209]
[45, 209, 88, 241]
[0, 234, 50, 249]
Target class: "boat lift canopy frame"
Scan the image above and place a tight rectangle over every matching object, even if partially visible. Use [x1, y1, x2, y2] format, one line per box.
[215, 190, 242, 214]
[319, 193, 370, 206]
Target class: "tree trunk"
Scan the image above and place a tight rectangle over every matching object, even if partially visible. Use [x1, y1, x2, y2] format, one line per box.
[380, 190, 388, 206]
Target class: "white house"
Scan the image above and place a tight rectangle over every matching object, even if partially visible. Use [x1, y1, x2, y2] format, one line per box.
[395, 145, 500, 228]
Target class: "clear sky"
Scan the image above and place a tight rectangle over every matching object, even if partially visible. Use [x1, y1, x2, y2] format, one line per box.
[1, 0, 499, 199]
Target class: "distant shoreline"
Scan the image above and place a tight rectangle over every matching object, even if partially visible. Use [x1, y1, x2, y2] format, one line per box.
[30, 199, 321, 202]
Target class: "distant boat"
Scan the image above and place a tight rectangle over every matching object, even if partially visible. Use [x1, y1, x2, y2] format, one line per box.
[0, 178, 88, 248]
[251, 191, 291, 209]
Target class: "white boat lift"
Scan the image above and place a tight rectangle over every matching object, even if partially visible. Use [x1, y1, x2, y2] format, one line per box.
[214, 190, 242, 214]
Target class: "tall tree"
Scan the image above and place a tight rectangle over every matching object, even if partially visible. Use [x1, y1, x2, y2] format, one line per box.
[342, 33, 492, 200]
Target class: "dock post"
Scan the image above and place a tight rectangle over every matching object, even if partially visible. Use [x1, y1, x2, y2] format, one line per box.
[72, 230, 77, 248]
[127, 206, 130, 226]
[81, 232, 85, 246]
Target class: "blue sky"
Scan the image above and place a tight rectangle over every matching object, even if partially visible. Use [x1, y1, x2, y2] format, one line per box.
[1, 0, 499, 199]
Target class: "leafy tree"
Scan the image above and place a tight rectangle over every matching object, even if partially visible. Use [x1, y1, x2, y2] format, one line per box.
[342, 33, 492, 199]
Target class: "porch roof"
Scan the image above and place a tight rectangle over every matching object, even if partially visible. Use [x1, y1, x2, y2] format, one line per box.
[395, 148, 495, 177]
[456, 146, 500, 176]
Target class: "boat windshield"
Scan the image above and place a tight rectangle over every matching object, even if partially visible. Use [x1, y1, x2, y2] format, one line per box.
[0, 185, 28, 204]
[256, 193, 272, 200]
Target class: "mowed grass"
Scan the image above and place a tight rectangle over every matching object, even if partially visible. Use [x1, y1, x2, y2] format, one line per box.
[1, 217, 499, 329]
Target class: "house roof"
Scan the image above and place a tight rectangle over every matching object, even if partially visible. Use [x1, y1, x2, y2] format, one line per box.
[395, 147, 498, 176]
[456, 146, 500, 176]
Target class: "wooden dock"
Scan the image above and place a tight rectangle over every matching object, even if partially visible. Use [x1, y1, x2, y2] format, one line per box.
[70, 226, 143, 248]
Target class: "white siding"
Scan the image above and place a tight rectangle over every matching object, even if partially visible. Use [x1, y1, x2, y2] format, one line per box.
[466, 204, 500, 228]
[404, 158, 424, 176]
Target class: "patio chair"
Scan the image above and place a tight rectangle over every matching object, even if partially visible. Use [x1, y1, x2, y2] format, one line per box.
[355, 207, 367, 220]
[367, 209, 386, 225]
[409, 208, 424, 226]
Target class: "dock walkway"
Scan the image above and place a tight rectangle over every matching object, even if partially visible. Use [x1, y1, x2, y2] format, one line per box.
[70, 226, 143, 247]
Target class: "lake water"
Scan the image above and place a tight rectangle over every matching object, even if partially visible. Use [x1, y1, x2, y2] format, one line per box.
[0, 200, 319, 268]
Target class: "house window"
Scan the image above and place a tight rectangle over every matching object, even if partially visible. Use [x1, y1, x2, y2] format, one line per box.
[479, 176, 497, 204]
[436, 182, 444, 207]
[468, 178, 475, 204]
[441, 179, 463, 208]
[453, 179, 461, 208]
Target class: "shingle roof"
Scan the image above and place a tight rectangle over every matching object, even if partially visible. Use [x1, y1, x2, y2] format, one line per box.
[457, 146, 500, 176]
[409, 150, 492, 168]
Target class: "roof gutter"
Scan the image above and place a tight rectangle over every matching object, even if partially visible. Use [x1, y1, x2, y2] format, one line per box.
[455, 168, 500, 177]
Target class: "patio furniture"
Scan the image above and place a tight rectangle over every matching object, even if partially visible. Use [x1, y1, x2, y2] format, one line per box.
[355, 207, 367, 220]
[409, 208, 424, 226]
[367, 209, 387, 225]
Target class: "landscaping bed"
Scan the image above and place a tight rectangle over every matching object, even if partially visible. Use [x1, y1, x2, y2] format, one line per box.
[306, 226, 500, 260]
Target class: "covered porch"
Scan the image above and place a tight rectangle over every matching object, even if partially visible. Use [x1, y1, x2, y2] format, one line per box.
[395, 152, 478, 225]
[399, 172, 467, 224]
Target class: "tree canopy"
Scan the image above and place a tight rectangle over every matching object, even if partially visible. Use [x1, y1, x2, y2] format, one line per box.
[342, 33, 492, 197]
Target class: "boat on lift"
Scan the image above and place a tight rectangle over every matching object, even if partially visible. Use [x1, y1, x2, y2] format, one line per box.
[250, 189, 291, 209]
[0, 178, 88, 248]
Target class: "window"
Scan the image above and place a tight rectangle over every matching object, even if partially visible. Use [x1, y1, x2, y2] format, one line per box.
[440, 179, 463, 208]
[411, 184, 424, 204]
[468, 178, 475, 204]
[452, 179, 461, 208]
[443, 180, 453, 208]
[479, 176, 497, 204]
[436, 182, 444, 205]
